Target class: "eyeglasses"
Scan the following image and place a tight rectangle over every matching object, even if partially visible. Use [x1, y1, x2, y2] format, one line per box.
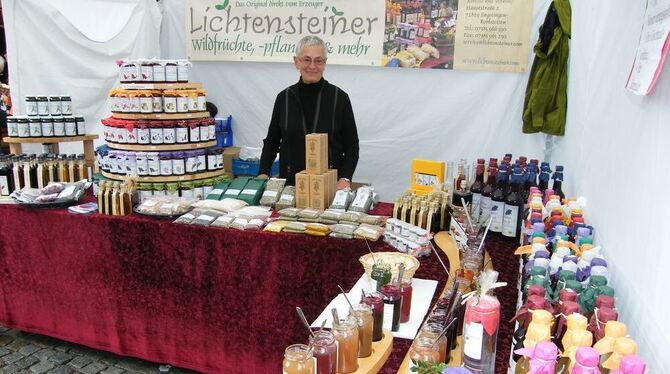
[297, 56, 327, 66]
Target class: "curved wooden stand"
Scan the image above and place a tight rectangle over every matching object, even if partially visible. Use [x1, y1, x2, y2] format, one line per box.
[397, 231, 493, 372]
[106, 140, 216, 152]
[111, 112, 209, 120]
[101, 169, 226, 183]
[353, 329, 394, 374]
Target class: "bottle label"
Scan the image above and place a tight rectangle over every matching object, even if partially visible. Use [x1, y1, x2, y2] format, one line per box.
[383, 302, 394, 331]
[0, 176, 9, 196]
[490, 201, 505, 232]
[463, 321, 484, 360]
[471, 192, 482, 222]
[480, 196, 491, 224]
[502, 203, 519, 237]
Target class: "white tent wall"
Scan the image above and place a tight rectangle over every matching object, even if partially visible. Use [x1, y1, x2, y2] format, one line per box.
[160, 0, 549, 199]
[2, 0, 163, 154]
[558, 1, 670, 371]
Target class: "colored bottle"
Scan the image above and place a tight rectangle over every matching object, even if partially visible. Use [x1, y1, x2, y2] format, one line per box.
[538, 162, 551, 192]
[480, 159, 498, 225]
[0, 156, 15, 196]
[470, 158, 486, 224]
[503, 165, 524, 239]
[552, 165, 565, 200]
[490, 163, 508, 233]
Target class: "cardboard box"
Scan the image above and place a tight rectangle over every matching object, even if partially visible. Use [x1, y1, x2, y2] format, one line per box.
[223, 147, 241, 174]
[325, 169, 338, 206]
[410, 159, 445, 194]
[295, 171, 310, 209]
[305, 133, 328, 174]
[309, 172, 328, 210]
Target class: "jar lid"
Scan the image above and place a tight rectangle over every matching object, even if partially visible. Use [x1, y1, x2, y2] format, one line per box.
[28, 117, 41, 123]
[7, 117, 17, 122]
[75, 116, 85, 121]
[25, 95, 37, 100]
[60, 96, 71, 100]
[36, 96, 48, 101]
[49, 95, 61, 100]
[63, 116, 76, 122]
[40, 117, 54, 122]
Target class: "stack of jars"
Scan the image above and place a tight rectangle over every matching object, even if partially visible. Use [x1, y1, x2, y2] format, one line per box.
[7, 94, 86, 138]
[108, 89, 207, 114]
[97, 147, 223, 177]
[283, 304, 375, 374]
[118, 59, 190, 84]
[101, 118, 216, 145]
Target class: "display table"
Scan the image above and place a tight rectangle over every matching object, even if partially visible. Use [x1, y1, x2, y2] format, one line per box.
[0, 203, 391, 373]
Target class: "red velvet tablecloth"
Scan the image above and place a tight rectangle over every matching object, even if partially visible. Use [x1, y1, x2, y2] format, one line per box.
[0, 201, 519, 374]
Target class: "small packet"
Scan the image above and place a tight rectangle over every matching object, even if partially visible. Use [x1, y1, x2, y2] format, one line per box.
[260, 178, 286, 207]
[278, 207, 301, 218]
[329, 188, 354, 211]
[349, 186, 374, 213]
[330, 232, 354, 239]
[264, 220, 290, 233]
[298, 208, 321, 219]
[174, 212, 197, 225]
[211, 215, 235, 228]
[275, 186, 296, 211]
[354, 223, 384, 241]
[330, 223, 358, 236]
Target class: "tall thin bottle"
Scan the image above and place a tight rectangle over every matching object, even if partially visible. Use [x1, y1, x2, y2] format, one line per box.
[552, 165, 565, 201]
[538, 162, 551, 192]
[503, 165, 524, 239]
[490, 163, 508, 233]
[470, 159, 485, 224]
[480, 159, 498, 226]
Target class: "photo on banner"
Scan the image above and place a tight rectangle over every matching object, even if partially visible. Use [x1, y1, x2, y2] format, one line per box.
[186, 0, 532, 72]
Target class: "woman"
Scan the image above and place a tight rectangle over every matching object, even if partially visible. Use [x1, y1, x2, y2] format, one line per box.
[258, 36, 359, 189]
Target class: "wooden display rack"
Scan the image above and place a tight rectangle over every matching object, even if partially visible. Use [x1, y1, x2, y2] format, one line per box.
[2, 135, 99, 167]
[353, 328, 394, 374]
[106, 140, 217, 152]
[111, 112, 209, 120]
[101, 169, 226, 183]
[120, 83, 202, 90]
[397, 231, 493, 372]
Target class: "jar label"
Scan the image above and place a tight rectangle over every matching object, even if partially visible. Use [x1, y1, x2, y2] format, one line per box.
[490, 201, 505, 232]
[50, 102, 61, 115]
[463, 321, 484, 360]
[153, 97, 163, 112]
[176, 128, 189, 142]
[26, 102, 38, 115]
[383, 303, 394, 331]
[0, 176, 9, 196]
[164, 98, 177, 112]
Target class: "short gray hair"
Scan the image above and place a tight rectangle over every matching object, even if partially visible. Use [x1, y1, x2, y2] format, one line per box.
[295, 36, 327, 58]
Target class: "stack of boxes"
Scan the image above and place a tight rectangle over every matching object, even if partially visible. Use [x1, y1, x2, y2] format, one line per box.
[295, 133, 338, 210]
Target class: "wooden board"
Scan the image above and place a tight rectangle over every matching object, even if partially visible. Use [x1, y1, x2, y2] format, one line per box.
[353, 329, 394, 374]
[397, 231, 493, 372]
[106, 140, 217, 152]
[111, 112, 209, 120]
[101, 169, 226, 183]
[3, 135, 98, 144]
[120, 83, 202, 90]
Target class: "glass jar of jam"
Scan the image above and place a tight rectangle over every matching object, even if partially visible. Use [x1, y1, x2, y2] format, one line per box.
[153, 182, 167, 196]
[124, 152, 137, 175]
[361, 292, 384, 342]
[177, 61, 190, 82]
[119, 91, 130, 113]
[199, 118, 210, 141]
[165, 62, 178, 83]
[193, 180, 205, 200]
[353, 304, 373, 358]
[176, 120, 189, 143]
[185, 150, 198, 174]
[24, 96, 38, 116]
[136, 120, 150, 144]
[125, 120, 138, 144]
[136, 152, 148, 176]
[207, 118, 216, 140]
[408, 337, 440, 372]
[195, 149, 206, 171]
[40, 117, 54, 137]
[180, 181, 195, 199]
[115, 120, 128, 144]
[282, 344, 315, 374]
[149, 121, 164, 144]
[309, 330, 337, 374]
[418, 323, 448, 364]
[172, 151, 185, 175]
[16, 117, 29, 137]
[187, 90, 198, 112]
[177, 92, 189, 113]
[139, 90, 153, 113]
[202, 178, 214, 197]
[152, 90, 163, 113]
[146, 152, 160, 176]
[128, 92, 140, 113]
[400, 279, 413, 323]
[140, 60, 154, 82]
[49, 96, 62, 116]
[332, 316, 359, 373]
[129, 61, 140, 82]
[166, 182, 180, 197]
[215, 146, 224, 169]
[163, 90, 177, 113]
[381, 284, 402, 332]
[153, 61, 166, 82]
[197, 89, 207, 111]
[188, 119, 201, 143]
[162, 121, 176, 144]
[137, 182, 153, 203]
[159, 152, 173, 176]
[29, 118, 42, 137]
[206, 148, 218, 171]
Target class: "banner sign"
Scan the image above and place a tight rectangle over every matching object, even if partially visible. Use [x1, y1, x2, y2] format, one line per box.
[187, 0, 532, 72]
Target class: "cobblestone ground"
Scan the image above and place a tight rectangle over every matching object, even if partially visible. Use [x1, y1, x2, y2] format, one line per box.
[0, 326, 200, 374]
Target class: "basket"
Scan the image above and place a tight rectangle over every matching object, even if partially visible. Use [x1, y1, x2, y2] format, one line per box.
[359, 252, 420, 281]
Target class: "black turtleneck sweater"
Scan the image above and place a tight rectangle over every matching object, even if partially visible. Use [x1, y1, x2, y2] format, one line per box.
[259, 78, 360, 185]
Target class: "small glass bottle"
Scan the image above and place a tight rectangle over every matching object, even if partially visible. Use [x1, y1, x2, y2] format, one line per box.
[309, 330, 337, 374]
[282, 344, 315, 374]
[353, 304, 373, 358]
[381, 284, 402, 332]
[332, 316, 359, 373]
[360, 292, 384, 342]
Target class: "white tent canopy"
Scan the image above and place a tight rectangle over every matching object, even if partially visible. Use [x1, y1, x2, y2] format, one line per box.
[3, 0, 670, 371]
